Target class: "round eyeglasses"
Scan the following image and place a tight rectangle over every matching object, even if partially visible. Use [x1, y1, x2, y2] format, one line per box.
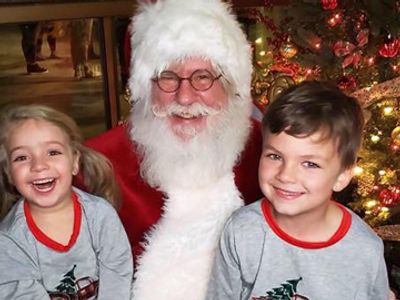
[152, 69, 222, 93]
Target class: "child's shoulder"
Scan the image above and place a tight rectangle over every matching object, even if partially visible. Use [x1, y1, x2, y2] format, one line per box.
[221, 200, 268, 248]
[227, 199, 265, 230]
[0, 200, 25, 235]
[73, 187, 116, 215]
[346, 207, 384, 248]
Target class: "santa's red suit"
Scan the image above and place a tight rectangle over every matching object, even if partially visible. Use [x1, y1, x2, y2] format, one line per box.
[84, 120, 263, 259]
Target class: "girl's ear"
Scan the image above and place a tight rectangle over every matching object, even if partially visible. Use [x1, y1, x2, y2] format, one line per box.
[72, 150, 80, 176]
[333, 167, 353, 192]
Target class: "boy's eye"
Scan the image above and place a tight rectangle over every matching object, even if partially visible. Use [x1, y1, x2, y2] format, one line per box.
[49, 150, 62, 156]
[303, 161, 320, 168]
[266, 153, 281, 161]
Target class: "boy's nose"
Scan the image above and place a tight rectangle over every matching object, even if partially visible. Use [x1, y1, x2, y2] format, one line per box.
[276, 162, 297, 183]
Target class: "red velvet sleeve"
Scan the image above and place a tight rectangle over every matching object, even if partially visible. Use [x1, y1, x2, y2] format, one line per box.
[234, 118, 263, 205]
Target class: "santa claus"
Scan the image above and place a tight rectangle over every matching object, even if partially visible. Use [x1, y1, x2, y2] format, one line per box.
[85, 0, 263, 299]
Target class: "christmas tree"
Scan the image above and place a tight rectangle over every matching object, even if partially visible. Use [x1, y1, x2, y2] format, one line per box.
[55, 265, 77, 294]
[241, 0, 400, 227]
[252, 277, 308, 300]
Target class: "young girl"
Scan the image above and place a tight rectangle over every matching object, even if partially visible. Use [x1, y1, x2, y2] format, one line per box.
[0, 105, 133, 299]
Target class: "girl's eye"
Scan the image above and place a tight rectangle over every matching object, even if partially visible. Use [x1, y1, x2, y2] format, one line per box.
[49, 150, 62, 156]
[266, 153, 281, 161]
[13, 155, 27, 162]
[303, 161, 320, 168]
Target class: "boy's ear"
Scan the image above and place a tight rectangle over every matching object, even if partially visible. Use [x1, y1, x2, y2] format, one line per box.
[333, 167, 353, 192]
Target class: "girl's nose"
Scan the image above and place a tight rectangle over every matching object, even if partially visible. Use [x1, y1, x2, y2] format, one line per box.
[30, 156, 49, 172]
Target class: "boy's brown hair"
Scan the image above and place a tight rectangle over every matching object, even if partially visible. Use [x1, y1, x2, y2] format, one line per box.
[262, 81, 364, 169]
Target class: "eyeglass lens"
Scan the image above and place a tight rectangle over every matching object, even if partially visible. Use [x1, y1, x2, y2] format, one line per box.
[156, 69, 220, 92]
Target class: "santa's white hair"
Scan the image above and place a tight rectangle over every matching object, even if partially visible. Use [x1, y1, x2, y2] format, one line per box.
[127, 0, 253, 299]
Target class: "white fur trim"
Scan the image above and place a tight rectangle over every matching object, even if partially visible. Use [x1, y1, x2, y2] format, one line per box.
[128, 0, 253, 109]
[132, 173, 243, 299]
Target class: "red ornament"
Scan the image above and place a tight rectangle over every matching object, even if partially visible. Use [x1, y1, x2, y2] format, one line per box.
[253, 95, 269, 114]
[333, 41, 354, 57]
[327, 12, 343, 27]
[321, 0, 338, 10]
[390, 142, 400, 152]
[337, 75, 357, 91]
[333, 29, 369, 68]
[379, 189, 395, 207]
[342, 51, 362, 68]
[379, 187, 400, 207]
[378, 36, 400, 58]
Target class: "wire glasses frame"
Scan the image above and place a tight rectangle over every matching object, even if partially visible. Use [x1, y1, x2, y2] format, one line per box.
[152, 69, 222, 93]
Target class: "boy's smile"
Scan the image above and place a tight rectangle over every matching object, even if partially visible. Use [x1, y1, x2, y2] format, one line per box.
[258, 130, 353, 234]
[273, 186, 305, 200]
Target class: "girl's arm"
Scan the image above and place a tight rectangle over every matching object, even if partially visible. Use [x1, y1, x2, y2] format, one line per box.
[0, 234, 51, 299]
[90, 198, 134, 299]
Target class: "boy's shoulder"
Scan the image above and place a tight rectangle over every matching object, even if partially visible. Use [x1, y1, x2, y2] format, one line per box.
[346, 207, 384, 249]
[231, 199, 263, 219]
[226, 199, 266, 233]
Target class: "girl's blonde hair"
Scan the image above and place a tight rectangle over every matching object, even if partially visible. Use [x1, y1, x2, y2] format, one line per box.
[0, 105, 120, 219]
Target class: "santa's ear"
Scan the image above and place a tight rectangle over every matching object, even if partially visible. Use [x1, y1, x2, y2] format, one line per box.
[333, 167, 353, 192]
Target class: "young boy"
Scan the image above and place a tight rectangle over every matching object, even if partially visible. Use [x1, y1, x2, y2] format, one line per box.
[206, 81, 390, 299]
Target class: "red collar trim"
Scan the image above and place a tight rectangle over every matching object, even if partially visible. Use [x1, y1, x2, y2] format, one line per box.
[24, 192, 82, 252]
[261, 198, 351, 249]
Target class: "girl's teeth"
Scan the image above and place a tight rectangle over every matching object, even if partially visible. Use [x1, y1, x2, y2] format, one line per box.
[32, 178, 55, 191]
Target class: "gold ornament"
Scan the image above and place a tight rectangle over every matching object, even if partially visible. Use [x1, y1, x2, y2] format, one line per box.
[391, 126, 400, 146]
[356, 172, 375, 197]
[267, 75, 296, 103]
[379, 168, 397, 185]
[279, 40, 298, 59]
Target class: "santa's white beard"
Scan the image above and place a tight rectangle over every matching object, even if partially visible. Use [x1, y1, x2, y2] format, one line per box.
[129, 96, 251, 300]
[130, 96, 251, 191]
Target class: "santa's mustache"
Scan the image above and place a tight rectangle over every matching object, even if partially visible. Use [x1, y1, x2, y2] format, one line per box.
[151, 102, 220, 118]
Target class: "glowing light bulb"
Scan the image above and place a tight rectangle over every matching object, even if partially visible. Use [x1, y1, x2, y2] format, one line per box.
[366, 57, 375, 65]
[353, 166, 364, 176]
[370, 135, 380, 143]
[366, 200, 378, 208]
[383, 106, 393, 115]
